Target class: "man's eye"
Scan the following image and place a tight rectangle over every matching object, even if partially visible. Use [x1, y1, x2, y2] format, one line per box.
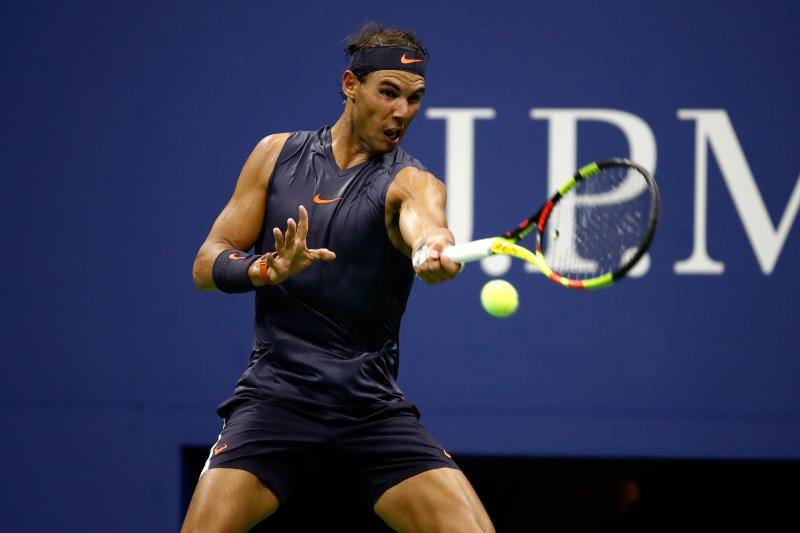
[381, 90, 396, 98]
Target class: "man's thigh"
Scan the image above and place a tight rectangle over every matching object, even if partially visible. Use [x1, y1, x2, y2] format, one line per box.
[201, 398, 326, 503]
[335, 405, 492, 530]
[183, 397, 327, 531]
[337, 406, 459, 509]
[182, 467, 279, 533]
[374, 467, 494, 533]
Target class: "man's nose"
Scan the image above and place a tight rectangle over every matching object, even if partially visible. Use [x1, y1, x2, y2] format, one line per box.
[392, 99, 410, 119]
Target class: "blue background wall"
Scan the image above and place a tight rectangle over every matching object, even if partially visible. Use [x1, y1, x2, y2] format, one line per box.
[2, 1, 799, 530]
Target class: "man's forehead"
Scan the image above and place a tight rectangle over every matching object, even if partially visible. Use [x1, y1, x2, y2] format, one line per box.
[370, 70, 426, 90]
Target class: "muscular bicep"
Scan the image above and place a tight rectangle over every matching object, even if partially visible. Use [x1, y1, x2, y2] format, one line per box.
[387, 167, 450, 257]
[192, 133, 289, 290]
[206, 172, 267, 251]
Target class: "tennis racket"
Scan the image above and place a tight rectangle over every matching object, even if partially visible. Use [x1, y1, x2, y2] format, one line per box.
[415, 159, 660, 289]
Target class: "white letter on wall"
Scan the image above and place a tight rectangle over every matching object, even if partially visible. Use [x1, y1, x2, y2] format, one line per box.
[425, 108, 496, 246]
[530, 109, 657, 277]
[675, 109, 800, 275]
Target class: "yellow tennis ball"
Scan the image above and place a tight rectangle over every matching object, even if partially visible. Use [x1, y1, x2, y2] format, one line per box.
[480, 279, 519, 318]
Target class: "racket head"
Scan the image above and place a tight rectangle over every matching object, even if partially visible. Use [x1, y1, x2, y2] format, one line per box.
[531, 159, 660, 289]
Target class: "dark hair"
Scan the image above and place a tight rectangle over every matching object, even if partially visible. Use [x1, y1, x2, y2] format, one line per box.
[339, 22, 428, 100]
[345, 22, 428, 59]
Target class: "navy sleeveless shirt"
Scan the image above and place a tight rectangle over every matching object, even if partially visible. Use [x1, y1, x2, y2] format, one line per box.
[220, 127, 425, 420]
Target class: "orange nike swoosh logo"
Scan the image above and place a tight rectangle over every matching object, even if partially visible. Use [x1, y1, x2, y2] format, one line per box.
[214, 443, 228, 456]
[313, 194, 342, 204]
[228, 253, 248, 260]
[400, 53, 423, 64]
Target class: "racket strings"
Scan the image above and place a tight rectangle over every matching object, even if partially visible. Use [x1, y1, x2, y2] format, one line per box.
[541, 166, 653, 280]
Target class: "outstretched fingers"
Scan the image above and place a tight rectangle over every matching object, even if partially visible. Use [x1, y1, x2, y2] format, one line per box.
[284, 217, 297, 245]
[273, 227, 284, 251]
[296, 205, 309, 241]
[310, 248, 336, 261]
[269, 206, 336, 281]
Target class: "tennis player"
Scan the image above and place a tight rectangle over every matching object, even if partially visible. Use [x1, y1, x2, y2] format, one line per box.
[182, 23, 494, 532]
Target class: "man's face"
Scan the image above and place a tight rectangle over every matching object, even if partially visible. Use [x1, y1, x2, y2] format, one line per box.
[349, 70, 426, 154]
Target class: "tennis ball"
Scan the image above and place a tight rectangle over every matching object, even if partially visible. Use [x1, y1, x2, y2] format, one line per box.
[480, 279, 519, 318]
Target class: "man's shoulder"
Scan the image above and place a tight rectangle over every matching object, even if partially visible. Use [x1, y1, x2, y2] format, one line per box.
[384, 158, 444, 212]
[281, 128, 325, 143]
[237, 133, 293, 181]
[260, 129, 315, 151]
[380, 145, 428, 177]
[268, 127, 330, 163]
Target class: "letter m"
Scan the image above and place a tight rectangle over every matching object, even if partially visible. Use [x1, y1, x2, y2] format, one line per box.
[675, 110, 800, 275]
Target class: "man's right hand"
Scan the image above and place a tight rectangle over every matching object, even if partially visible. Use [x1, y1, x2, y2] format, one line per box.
[249, 205, 336, 286]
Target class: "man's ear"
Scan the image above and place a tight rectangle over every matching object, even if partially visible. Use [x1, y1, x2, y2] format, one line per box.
[342, 70, 360, 102]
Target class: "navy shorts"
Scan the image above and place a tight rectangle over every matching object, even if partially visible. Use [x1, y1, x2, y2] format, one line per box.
[201, 397, 459, 508]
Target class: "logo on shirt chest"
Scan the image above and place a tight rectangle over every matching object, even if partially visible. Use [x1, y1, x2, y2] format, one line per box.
[313, 194, 342, 205]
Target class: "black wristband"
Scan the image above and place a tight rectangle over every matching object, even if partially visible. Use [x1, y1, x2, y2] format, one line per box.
[211, 249, 260, 293]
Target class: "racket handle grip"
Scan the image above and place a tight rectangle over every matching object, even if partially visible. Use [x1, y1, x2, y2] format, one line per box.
[443, 238, 497, 263]
[412, 238, 496, 268]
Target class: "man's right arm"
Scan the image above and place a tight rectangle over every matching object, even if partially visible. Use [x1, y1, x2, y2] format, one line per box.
[192, 133, 290, 291]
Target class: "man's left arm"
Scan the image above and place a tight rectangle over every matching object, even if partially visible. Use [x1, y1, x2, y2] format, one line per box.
[386, 166, 462, 284]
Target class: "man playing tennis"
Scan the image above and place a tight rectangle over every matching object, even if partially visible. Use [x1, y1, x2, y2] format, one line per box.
[183, 23, 494, 532]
